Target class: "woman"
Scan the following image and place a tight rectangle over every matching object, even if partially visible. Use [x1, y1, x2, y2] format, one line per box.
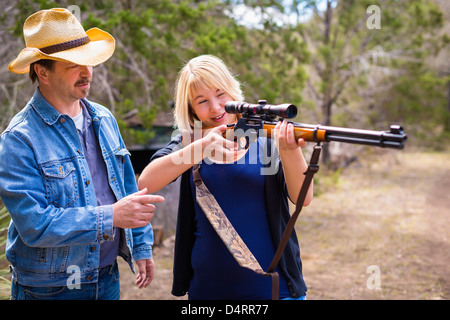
[138, 54, 313, 299]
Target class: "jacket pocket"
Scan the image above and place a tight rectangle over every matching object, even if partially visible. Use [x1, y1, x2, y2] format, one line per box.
[114, 147, 131, 179]
[42, 162, 79, 208]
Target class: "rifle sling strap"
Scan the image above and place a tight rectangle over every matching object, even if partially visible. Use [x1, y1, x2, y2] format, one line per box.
[192, 143, 322, 300]
[267, 144, 322, 274]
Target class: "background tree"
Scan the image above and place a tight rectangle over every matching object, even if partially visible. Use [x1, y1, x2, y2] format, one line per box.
[283, 0, 446, 162]
[1, 0, 448, 155]
[2, 0, 310, 146]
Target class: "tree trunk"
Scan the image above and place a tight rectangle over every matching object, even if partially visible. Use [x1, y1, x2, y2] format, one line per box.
[321, 91, 332, 164]
[446, 79, 450, 132]
[321, 0, 333, 165]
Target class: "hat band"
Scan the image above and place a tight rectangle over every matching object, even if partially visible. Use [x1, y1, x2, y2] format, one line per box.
[39, 36, 90, 55]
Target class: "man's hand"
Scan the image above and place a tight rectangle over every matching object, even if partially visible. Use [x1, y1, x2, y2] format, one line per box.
[112, 188, 164, 228]
[135, 258, 155, 289]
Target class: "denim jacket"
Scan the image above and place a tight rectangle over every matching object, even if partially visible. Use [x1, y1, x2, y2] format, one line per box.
[0, 89, 153, 287]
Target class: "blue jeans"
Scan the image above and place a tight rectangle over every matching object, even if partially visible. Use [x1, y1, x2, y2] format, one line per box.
[10, 261, 120, 300]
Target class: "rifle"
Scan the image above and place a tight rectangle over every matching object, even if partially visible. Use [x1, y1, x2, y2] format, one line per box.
[224, 100, 407, 150]
[197, 100, 407, 299]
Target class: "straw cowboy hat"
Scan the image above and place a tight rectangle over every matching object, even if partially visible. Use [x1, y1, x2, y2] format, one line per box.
[8, 8, 115, 74]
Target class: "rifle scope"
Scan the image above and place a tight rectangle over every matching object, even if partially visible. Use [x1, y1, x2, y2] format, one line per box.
[225, 100, 297, 119]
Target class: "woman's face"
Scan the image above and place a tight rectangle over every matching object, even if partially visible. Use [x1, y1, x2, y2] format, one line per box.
[190, 86, 237, 128]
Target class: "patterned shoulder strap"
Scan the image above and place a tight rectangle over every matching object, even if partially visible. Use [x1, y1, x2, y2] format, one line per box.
[191, 144, 322, 300]
[192, 163, 279, 299]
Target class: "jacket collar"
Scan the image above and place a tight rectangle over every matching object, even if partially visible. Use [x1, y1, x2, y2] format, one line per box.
[30, 87, 107, 125]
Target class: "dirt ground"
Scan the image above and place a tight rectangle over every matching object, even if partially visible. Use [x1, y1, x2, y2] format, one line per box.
[118, 149, 450, 300]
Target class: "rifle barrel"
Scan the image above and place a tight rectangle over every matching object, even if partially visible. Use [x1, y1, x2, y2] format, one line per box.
[263, 122, 407, 149]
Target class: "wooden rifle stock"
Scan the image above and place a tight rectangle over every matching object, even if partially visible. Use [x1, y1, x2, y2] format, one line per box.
[262, 123, 327, 142]
[216, 121, 407, 149]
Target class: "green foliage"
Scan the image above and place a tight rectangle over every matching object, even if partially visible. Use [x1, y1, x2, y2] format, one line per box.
[73, 0, 311, 136]
[378, 70, 449, 148]
[3, 0, 449, 148]
[313, 167, 342, 196]
[0, 204, 11, 300]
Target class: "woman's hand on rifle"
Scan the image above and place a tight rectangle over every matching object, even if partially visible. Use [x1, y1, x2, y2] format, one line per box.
[273, 120, 313, 207]
[273, 120, 307, 150]
[196, 125, 242, 163]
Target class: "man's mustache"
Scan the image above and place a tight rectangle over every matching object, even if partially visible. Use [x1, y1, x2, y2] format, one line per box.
[75, 78, 91, 86]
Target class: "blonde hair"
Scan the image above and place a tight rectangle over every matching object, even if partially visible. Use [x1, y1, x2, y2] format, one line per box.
[173, 54, 244, 132]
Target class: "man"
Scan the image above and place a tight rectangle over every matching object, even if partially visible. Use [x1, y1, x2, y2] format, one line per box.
[0, 8, 164, 300]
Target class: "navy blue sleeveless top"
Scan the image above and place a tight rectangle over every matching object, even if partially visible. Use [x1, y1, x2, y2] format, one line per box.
[189, 138, 290, 300]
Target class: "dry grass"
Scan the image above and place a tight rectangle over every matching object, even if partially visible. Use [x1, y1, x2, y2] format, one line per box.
[119, 149, 450, 300]
[299, 150, 450, 299]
